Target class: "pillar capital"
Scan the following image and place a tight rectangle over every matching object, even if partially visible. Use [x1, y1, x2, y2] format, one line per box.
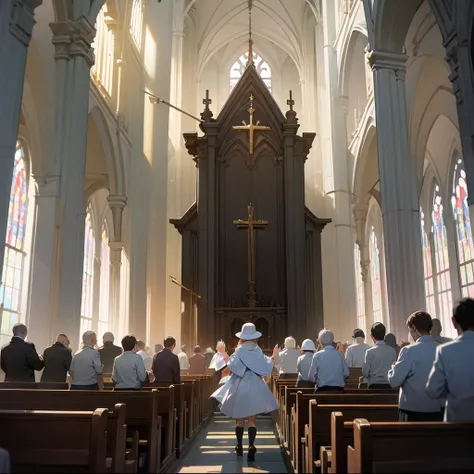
[107, 194, 128, 210]
[50, 16, 95, 67]
[9, 0, 42, 46]
[33, 173, 60, 197]
[360, 259, 370, 283]
[367, 50, 408, 74]
[107, 194, 127, 242]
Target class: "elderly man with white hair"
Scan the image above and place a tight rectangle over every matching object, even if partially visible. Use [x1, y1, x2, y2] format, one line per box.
[274, 336, 301, 379]
[308, 329, 349, 392]
[70, 331, 103, 390]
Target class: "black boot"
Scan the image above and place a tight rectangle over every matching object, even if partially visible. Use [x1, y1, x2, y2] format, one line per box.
[235, 426, 244, 456]
[248, 427, 257, 462]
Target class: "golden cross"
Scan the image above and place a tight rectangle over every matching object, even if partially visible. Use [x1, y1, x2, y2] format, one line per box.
[233, 203, 268, 307]
[233, 94, 271, 155]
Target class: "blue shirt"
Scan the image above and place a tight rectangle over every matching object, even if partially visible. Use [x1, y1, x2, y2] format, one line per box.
[308, 345, 349, 388]
[70, 346, 103, 386]
[362, 341, 397, 386]
[426, 331, 474, 421]
[112, 351, 147, 389]
[345, 342, 370, 368]
[388, 335, 443, 412]
[297, 352, 314, 382]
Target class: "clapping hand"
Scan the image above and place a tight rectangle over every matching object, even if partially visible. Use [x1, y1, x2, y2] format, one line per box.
[272, 344, 280, 358]
[216, 340, 226, 354]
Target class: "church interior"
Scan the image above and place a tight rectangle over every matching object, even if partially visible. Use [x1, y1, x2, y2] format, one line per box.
[1, 0, 474, 472]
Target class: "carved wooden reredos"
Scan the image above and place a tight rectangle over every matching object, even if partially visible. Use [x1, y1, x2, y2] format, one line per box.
[172, 64, 330, 349]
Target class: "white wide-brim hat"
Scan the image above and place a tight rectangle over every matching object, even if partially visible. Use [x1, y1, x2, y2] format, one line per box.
[236, 322, 262, 340]
[301, 339, 316, 351]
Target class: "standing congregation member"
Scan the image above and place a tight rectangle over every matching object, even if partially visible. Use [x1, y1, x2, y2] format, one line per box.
[345, 329, 370, 368]
[211, 323, 279, 462]
[362, 322, 396, 389]
[274, 336, 300, 379]
[98, 332, 122, 373]
[204, 347, 215, 368]
[308, 329, 349, 392]
[296, 339, 316, 388]
[0, 323, 43, 382]
[152, 336, 180, 384]
[70, 331, 103, 390]
[430, 318, 452, 344]
[388, 311, 443, 421]
[41, 334, 72, 383]
[384, 333, 400, 358]
[189, 345, 207, 375]
[154, 344, 163, 354]
[136, 340, 153, 371]
[112, 335, 147, 390]
[177, 345, 189, 371]
[426, 298, 474, 420]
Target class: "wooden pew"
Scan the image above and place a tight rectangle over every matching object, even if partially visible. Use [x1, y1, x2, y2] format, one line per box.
[347, 418, 474, 473]
[0, 389, 164, 473]
[303, 403, 398, 474]
[0, 381, 68, 389]
[0, 408, 108, 472]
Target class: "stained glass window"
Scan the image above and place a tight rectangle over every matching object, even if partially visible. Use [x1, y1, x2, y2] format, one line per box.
[80, 206, 95, 340]
[354, 245, 366, 333]
[451, 157, 474, 297]
[369, 227, 384, 324]
[130, 0, 143, 50]
[431, 185, 453, 332]
[0, 142, 28, 347]
[420, 207, 436, 316]
[230, 51, 272, 92]
[98, 227, 110, 338]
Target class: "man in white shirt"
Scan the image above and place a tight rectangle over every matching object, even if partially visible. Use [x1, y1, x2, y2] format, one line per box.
[112, 335, 147, 390]
[388, 311, 443, 421]
[362, 322, 396, 389]
[274, 336, 301, 378]
[430, 318, 452, 344]
[177, 345, 189, 371]
[136, 340, 153, 371]
[345, 329, 370, 368]
[426, 298, 474, 421]
[70, 331, 103, 390]
[308, 329, 349, 392]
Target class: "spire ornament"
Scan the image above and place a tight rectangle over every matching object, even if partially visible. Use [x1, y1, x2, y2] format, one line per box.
[246, 0, 254, 67]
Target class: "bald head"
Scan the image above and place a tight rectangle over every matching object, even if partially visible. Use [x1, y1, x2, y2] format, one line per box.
[12, 323, 27, 340]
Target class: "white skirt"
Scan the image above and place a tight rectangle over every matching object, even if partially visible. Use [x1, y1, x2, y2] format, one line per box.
[211, 369, 279, 419]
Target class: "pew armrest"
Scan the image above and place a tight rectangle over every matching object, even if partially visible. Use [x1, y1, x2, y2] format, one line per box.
[319, 446, 331, 474]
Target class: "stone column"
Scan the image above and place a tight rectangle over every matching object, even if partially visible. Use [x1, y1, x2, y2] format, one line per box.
[27, 174, 60, 351]
[368, 50, 425, 339]
[49, 17, 95, 345]
[444, 213, 462, 302]
[0, 0, 42, 278]
[107, 195, 126, 337]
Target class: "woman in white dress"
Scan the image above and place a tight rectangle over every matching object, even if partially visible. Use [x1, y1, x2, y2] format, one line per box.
[211, 323, 280, 461]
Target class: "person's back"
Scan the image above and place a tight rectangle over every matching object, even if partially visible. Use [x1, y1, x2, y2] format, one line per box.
[430, 318, 452, 344]
[296, 339, 316, 387]
[98, 332, 122, 373]
[275, 337, 300, 376]
[70, 331, 103, 390]
[152, 336, 180, 384]
[189, 346, 207, 375]
[112, 335, 147, 390]
[308, 330, 349, 392]
[136, 340, 153, 371]
[41, 335, 72, 382]
[177, 345, 189, 370]
[426, 299, 474, 421]
[362, 322, 396, 389]
[346, 330, 370, 368]
[0, 323, 43, 382]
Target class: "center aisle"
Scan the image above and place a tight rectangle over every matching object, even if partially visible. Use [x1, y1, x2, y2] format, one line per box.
[176, 413, 289, 473]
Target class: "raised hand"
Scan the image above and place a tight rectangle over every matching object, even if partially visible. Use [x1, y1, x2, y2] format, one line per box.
[272, 344, 280, 358]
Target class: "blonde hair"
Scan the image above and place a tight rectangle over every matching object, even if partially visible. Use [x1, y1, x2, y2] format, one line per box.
[284, 336, 296, 349]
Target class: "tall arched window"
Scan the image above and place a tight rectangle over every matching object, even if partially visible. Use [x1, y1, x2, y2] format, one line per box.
[92, 6, 115, 95]
[431, 185, 453, 325]
[451, 156, 474, 297]
[420, 207, 436, 316]
[80, 206, 95, 338]
[0, 142, 29, 346]
[230, 51, 272, 92]
[130, 0, 143, 50]
[369, 227, 384, 323]
[98, 226, 110, 337]
[354, 245, 366, 332]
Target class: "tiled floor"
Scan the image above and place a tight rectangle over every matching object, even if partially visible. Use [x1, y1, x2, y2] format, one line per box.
[176, 413, 288, 473]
